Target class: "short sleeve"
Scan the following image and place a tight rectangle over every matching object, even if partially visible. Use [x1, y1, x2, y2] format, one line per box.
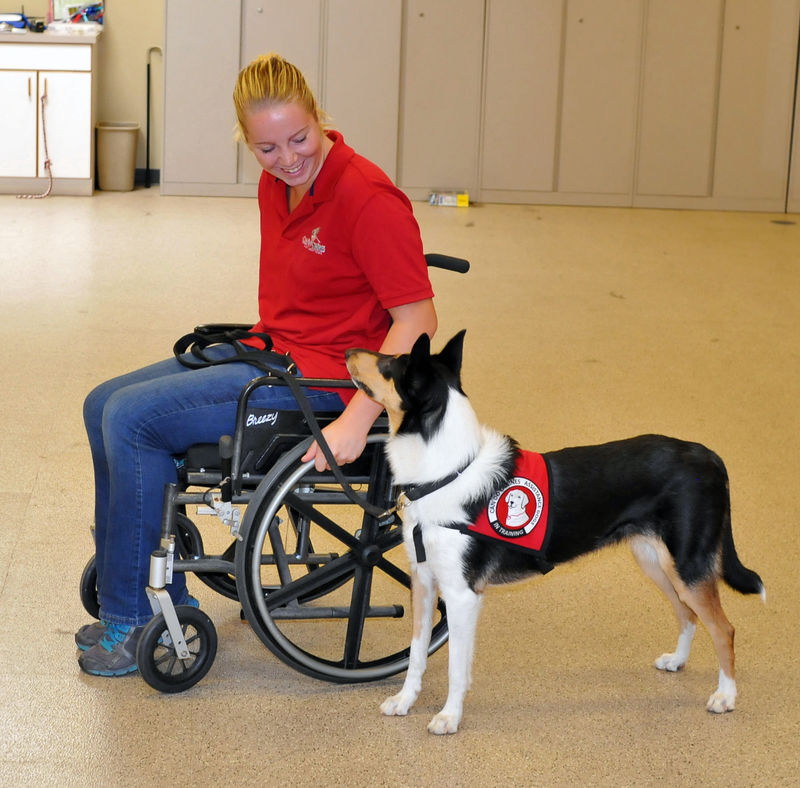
[350, 190, 434, 310]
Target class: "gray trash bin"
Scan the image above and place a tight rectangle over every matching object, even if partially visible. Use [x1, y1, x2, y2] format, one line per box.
[96, 122, 140, 191]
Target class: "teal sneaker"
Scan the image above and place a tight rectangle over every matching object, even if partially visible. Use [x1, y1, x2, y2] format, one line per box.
[78, 622, 142, 676]
[74, 596, 199, 653]
[75, 620, 107, 651]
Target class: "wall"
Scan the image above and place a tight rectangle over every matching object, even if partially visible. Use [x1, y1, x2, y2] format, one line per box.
[24, 0, 164, 172]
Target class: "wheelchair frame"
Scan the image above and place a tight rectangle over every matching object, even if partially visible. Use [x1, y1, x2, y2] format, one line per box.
[80, 254, 468, 693]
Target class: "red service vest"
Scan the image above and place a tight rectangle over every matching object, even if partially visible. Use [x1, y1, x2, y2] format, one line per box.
[466, 450, 551, 555]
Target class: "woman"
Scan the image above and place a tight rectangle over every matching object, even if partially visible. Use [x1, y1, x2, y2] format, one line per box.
[77, 53, 437, 677]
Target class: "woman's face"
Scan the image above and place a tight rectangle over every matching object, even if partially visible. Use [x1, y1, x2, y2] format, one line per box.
[244, 101, 330, 191]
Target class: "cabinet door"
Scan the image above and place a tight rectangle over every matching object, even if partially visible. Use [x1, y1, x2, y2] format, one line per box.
[0, 70, 38, 177]
[238, 0, 322, 185]
[482, 0, 562, 193]
[636, 0, 723, 197]
[326, 0, 402, 182]
[38, 71, 91, 179]
[163, 0, 242, 188]
[398, 0, 484, 194]
[557, 0, 643, 196]
[715, 0, 800, 207]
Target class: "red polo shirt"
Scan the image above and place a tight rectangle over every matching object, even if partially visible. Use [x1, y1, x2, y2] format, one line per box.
[247, 131, 433, 398]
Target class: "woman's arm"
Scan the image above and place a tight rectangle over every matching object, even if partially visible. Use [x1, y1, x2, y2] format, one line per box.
[301, 298, 437, 471]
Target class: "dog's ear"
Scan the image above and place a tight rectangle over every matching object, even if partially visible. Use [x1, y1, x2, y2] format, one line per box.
[438, 330, 466, 376]
[409, 332, 431, 365]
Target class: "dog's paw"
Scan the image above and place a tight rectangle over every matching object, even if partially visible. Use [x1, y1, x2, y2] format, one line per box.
[654, 652, 687, 672]
[706, 690, 736, 714]
[427, 712, 460, 735]
[380, 692, 415, 717]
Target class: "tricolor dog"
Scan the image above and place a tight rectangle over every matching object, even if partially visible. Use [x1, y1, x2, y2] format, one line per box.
[345, 331, 764, 735]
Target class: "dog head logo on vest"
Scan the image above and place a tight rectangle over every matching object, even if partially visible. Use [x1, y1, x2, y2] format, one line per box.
[468, 450, 551, 554]
[488, 477, 544, 537]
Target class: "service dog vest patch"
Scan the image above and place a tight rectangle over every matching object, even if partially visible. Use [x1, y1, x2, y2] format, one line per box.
[466, 450, 551, 555]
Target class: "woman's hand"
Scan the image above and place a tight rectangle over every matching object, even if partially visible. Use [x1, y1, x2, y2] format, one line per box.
[301, 298, 437, 471]
[301, 392, 382, 471]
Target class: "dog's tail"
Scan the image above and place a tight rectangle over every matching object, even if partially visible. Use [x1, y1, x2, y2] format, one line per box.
[721, 507, 766, 602]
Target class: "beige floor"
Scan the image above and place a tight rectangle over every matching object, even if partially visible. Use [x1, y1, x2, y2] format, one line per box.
[1, 188, 798, 787]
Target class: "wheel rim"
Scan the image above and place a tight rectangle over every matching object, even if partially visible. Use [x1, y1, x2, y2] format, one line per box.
[236, 440, 448, 682]
[138, 606, 217, 692]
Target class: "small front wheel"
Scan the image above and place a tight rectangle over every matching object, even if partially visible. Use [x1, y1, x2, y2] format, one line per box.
[137, 606, 217, 693]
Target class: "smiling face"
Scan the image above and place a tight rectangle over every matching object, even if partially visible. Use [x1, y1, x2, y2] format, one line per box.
[243, 101, 332, 192]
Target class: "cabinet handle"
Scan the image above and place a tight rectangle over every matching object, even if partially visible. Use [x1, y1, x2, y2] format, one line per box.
[28, 77, 31, 98]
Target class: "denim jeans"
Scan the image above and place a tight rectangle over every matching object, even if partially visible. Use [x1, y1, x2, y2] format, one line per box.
[83, 345, 345, 626]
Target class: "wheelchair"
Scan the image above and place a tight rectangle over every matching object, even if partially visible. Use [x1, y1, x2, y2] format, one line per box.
[79, 253, 469, 693]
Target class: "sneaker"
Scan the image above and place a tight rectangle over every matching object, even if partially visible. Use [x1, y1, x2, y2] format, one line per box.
[78, 622, 142, 677]
[75, 620, 107, 651]
[74, 596, 199, 652]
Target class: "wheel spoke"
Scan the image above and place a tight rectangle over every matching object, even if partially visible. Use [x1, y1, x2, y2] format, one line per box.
[342, 565, 373, 669]
[264, 550, 357, 611]
[284, 492, 361, 551]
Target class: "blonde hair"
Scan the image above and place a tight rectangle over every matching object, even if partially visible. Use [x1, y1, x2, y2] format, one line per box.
[233, 53, 327, 142]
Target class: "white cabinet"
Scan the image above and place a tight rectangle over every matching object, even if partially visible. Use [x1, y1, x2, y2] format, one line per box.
[37, 70, 92, 179]
[161, 1, 800, 211]
[0, 37, 98, 195]
[478, 0, 800, 211]
[0, 70, 38, 177]
[162, 0, 402, 196]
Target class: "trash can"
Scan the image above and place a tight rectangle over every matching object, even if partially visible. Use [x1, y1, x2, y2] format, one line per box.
[96, 122, 140, 191]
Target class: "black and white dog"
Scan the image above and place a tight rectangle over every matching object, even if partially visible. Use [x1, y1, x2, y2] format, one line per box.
[345, 331, 764, 735]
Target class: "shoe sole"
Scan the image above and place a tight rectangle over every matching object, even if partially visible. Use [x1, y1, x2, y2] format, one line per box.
[80, 663, 139, 677]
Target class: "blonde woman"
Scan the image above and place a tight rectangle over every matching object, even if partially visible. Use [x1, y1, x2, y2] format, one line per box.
[78, 53, 436, 677]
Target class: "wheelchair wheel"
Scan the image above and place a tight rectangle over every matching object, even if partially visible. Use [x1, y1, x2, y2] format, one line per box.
[137, 605, 217, 693]
[79, 555, 100, 619]
[235, 438, 448, 683]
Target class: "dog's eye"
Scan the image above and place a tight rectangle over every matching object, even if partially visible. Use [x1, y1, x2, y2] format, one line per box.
[378, 356, 404, 380]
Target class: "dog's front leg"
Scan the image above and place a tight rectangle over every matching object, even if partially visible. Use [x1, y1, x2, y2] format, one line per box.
[381, 562, 436, 718]
[428, 587, 483, 735]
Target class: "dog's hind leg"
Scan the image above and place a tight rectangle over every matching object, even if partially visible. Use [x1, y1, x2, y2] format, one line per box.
[631, 537, 698, 672]
[675, 578, 737, 713]
[380, 564, 436, 718]
[632, 537, 737, 712]
[427, 586, 483, 735]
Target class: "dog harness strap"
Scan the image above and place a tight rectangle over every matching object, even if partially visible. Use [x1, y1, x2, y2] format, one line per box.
[412, 524, 427, 563]
[402, 456, 475, 502]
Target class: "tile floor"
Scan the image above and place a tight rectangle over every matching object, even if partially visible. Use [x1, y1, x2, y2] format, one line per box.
[1, 189, 798, 786]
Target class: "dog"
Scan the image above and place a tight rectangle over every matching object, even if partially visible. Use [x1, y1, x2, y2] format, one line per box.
[345, 330, 764, 735]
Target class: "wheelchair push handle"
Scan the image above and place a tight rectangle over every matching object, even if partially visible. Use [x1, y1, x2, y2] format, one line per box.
[424, 253, 470, 274]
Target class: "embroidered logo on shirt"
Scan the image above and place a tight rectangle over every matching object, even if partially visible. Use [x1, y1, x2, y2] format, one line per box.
[302, 227, 326, 255]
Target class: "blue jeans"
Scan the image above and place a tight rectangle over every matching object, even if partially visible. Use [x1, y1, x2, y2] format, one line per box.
[83, 345, 344, 626]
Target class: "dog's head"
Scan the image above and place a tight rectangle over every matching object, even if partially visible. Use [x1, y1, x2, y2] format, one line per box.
[345, 330, 466, 437]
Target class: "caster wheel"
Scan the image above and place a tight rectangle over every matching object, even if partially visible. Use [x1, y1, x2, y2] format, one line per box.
[79, 556, 100, 619]
[137, 605, 217, 693]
